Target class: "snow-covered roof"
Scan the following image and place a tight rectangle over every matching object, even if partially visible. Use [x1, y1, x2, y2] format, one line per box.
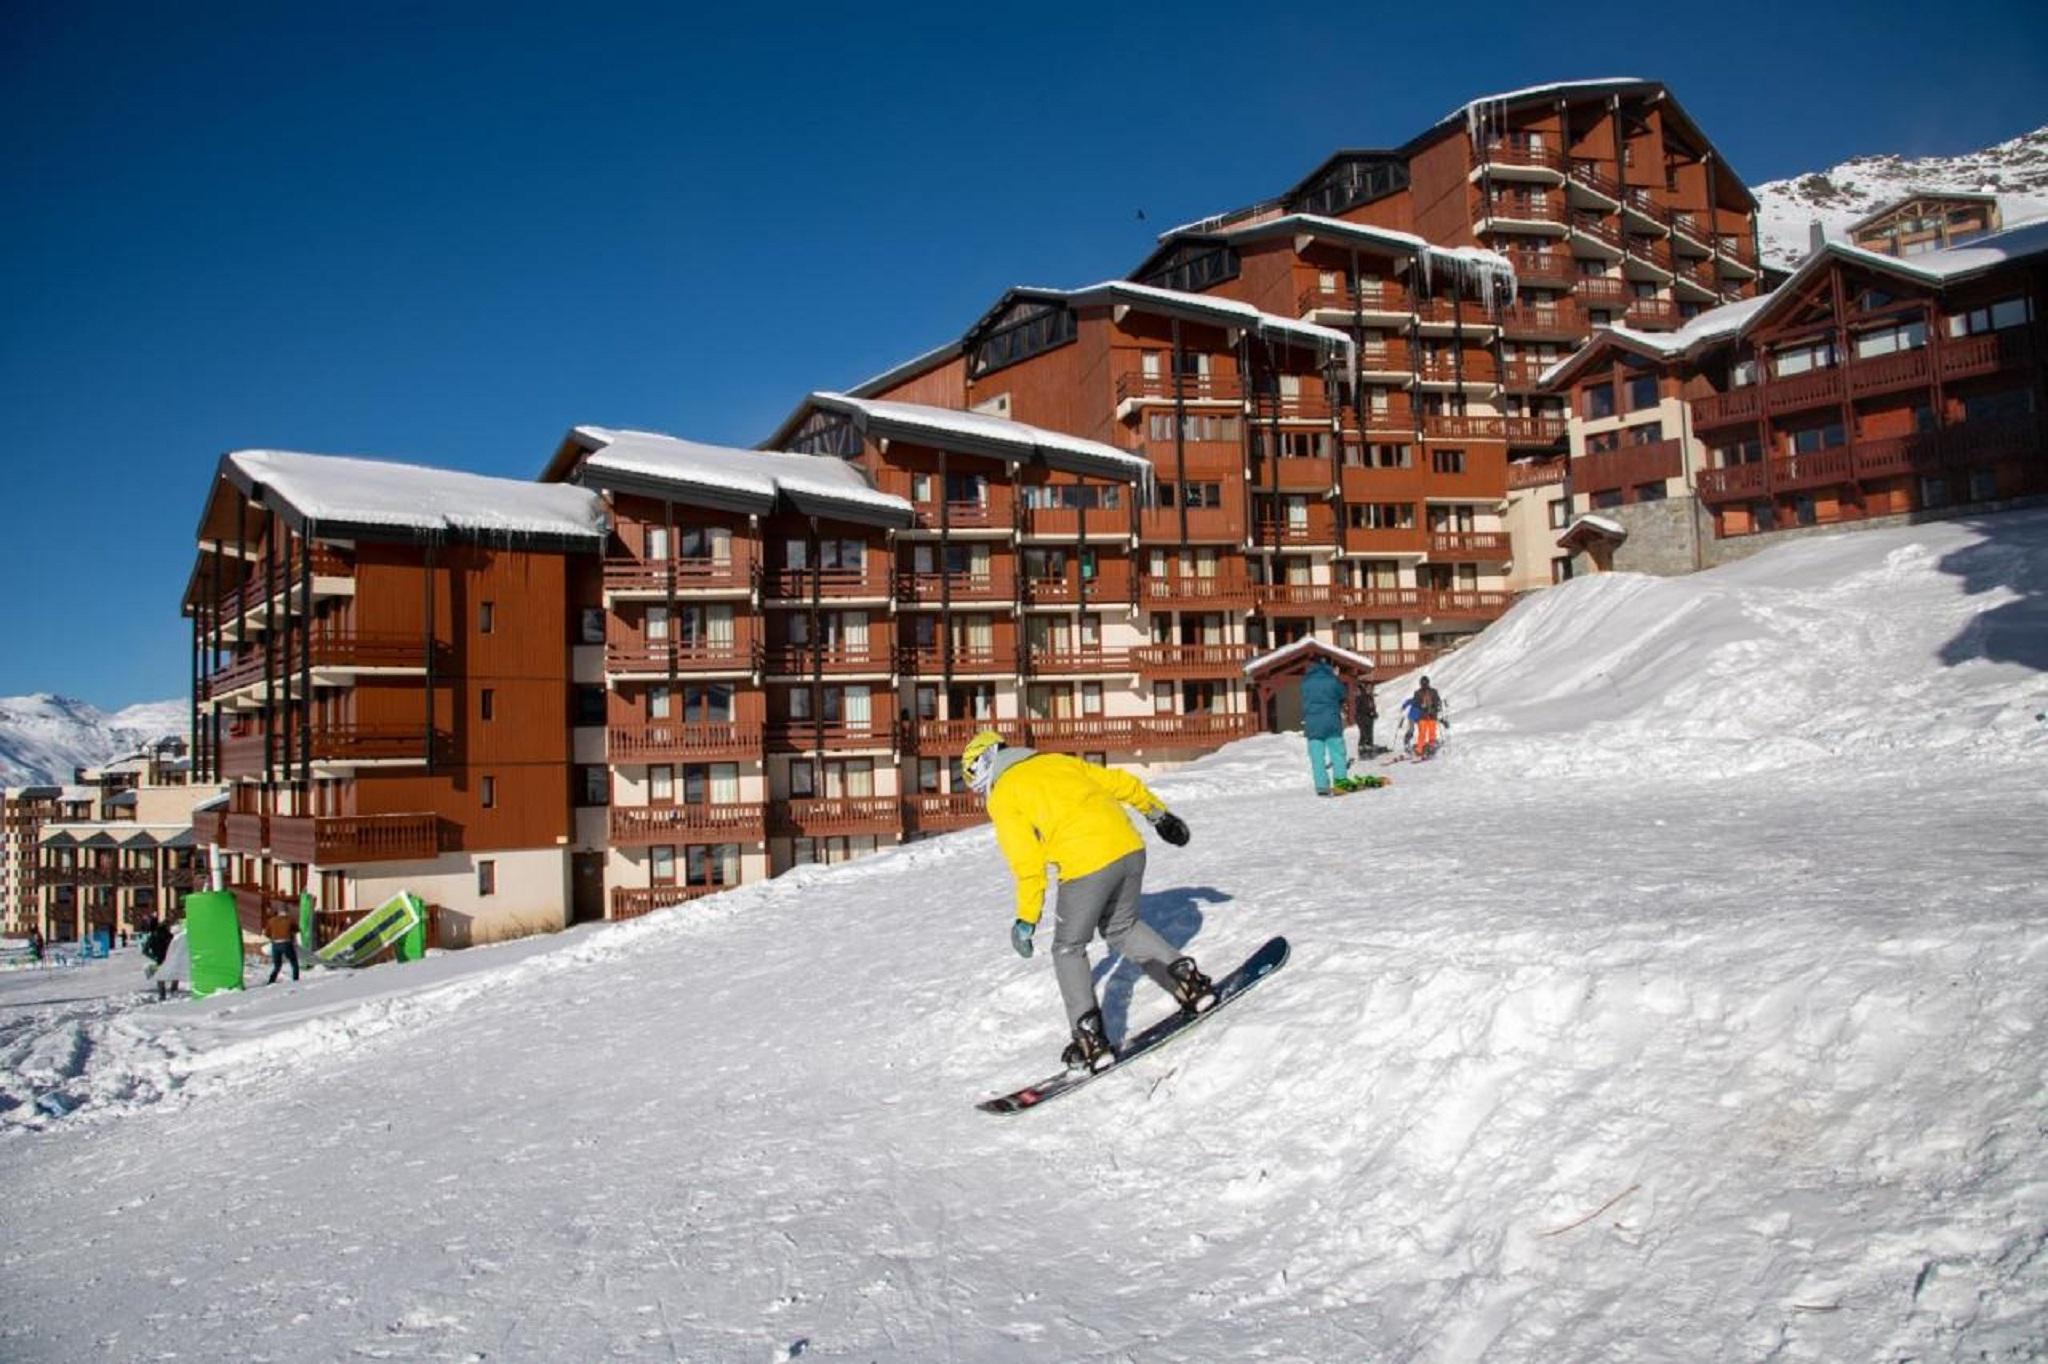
[1846, 189, 2001, 234]
[805, 394, 1155, 484]
[1225, 214, 1519, 308]
[1243, 636, 1377, 678]
[1538, 293, 1774, 387]
[569, 427, 913, 527]
[58, 785, 95, 804]
[225, 450, 607, 547]
[1011, 280, 1352, 357]
[190, 791, 229, 813]
[1440, 77, 1649, 129]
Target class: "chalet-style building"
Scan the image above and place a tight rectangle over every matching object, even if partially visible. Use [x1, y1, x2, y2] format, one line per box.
[1540, 219, 2047, 570]
[28, 741, 218, 943]
[182, 450, 609, 943]
[1849, 192, 2003, 259]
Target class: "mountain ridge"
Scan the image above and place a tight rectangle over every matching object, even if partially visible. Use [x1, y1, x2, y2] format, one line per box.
[0, 693, 186, 787]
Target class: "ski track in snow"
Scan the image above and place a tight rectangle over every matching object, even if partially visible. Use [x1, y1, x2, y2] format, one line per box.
[2, 514, 2046, 1362]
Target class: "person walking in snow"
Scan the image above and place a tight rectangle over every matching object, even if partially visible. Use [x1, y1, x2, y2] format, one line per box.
[28, 928, 44, 963]
[1411, 676, 1444, 758]
[141, 919, 176, 999]
[1299, 658, 1349, 795]
[1354, 679, 1379, 759]
[962, 729, 1212, 1073]
[264, 906, 300, 983]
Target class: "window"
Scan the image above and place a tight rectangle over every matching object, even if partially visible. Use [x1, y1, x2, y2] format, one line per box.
[1627, 421, 1665, 445]
[1793, 494, 1817, 527]
[1853, 321, 1927, 359]
[1752, 500, 1776, 532]
[1716, 437, 1764, 467]
[1586, 430, 1620, 454]
[1431, 449, 1466, 475]
[479, 601, 495, 635]
[1583, 383, 1615, 419]
[480, 689, 495, 721]
[917, 757, 942, 794]
[1551, 556, 1573, 583]
[1962, 389, 2034, 424]
[580, 608, 607, 645]
[1547, 499, 1570, 530]
[1773, 341, 1837, 377]
[578, 766, 609, 807]
[649, 685, 671, 720]
[1920, 475, 1950, 508]
[482, 776, 496, 809]
[1636, 483, 1668, 502]
[1788, 422, 1845, 455]
[1374, 443, 1412, 469]
[1626, 375, 1659, 412]
[477, 860, 496, 897]
[649, 765, 674, 803]
[1158, 481, 1224, 509]
[1348, 503, 1416, 531]
[1592, 489, 1624, 510]
[682, 684, 732, 723]
[574, 685, 607, 726]
[1968, 468, 1997, 502]
[650, 846, 675, 883]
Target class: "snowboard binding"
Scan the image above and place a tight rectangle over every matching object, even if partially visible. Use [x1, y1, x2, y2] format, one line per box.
[1061, 1009, 1116, 1074]
[1167, 957, 1217, 1015]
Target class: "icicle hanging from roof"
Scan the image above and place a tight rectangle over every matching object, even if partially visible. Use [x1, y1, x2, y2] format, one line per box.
[1405, 245, 1519, 311]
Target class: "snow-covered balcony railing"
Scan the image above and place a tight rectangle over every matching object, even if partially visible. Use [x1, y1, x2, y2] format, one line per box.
[893, 568, 1015, 605]
[268, 813, 441, 865]
[603, 638, 760, 676]
[1499, 301, 1585, 340]
[894, 644, 1007, 676]
[607, 721, 762, 762]
[603, 555, 755, 597]
[612, 884, 727, 920]
[1138, 574, 1257, 609]
[1137, 506, 1243, 542]
[1426, 530, 1514, 559]
[1026, 645, 1134, 675]
[906, 718, 1023, 753]
[1567, 160, 1622, 203]
[608, 803, 768, 846]
[1476, 134, 1566, 175]
[770, 796, 902, 838]
[1692, 385, 1765, 428]
[1624, 297, 1681, 330]
[1296, 280, 1415, 316]
[1114, 371, 1245, 405]
[905, 792, 985, 833]
[1424, 589, 1514, 620]
[761, 564, 893, 600]
[763, 719, 897, 751]
[1572, 439, 1685, 497]
[762, 643, 893, 677]
[1502, 414, 1569, 444]
[1130, 644, 1257, 678]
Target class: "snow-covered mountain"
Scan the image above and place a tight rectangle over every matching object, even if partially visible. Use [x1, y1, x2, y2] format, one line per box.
[3, 512, 2044, 1359]
[0, 694, 186, 787]
[1753, 123, 2048, 269]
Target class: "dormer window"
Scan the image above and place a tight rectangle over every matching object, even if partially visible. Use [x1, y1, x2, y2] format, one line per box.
[969, 300, 1078, 377]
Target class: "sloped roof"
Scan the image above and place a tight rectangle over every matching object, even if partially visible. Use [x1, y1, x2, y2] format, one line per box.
[559, 426, 913, 528]
[982, 280, 1352, 357]
[1244, 636, 1377, 678]
[221, 450, 607, 547]
[801, 394, 1154, 484]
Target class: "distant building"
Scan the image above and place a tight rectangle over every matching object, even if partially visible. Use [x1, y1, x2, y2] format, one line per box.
[1848, 192, 2003, 258]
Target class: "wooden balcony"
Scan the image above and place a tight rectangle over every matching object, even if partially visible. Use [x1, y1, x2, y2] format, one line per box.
[764, 720, 897, 751]
[1250, 505, 1338, 546]
[904, 495, 1013, 532]
[204, 546, 354, 626]
[1138, 506, 1244, 542]
[268, 813, 441, 865]
[220, 723, 452, 777]
[907, 718, 1024, 754]
[203, 631, 433, 700]
[1027, 646, 1134, 675]
[1018, 571, 1123, 606]
[895, 645, 1008, 676]
[762, 645, 893, 676]
[1499, 302, 1585, 341]
[1693, 460, 1769, 501]
[1478, 193, 1566, 227]
[1624, 297, 1681, 330]
[1138, 574, 1256, 609]
[1426, 590, 1515, 620]
[1416, 298, 1498, 329]
[1367, 647, 1441, 680]
[1502, 414, 1569, 445]
[1254, 582, 1348, 615]
[1420, 414, 1506, 442]
[1569, 212, 1624, 250]
[1572, 438, 1685, 496]
[1624, 238, 1676, 275]
[1477, 135, 1566, 174]
[1499, 358, 1557, 390]
[609, 721, 763, 763]
[61, 866, 158, 888]
[1622, 188, 1675, 229]
[1297, 280, 1416, 316]
[1017, 505, 1134, 539]
[1115, 371, 1245, 405]
[1130, 644, 1255, 678]
[1693, 386, 1764, 428]
[194, 808, 227, 847]
[1355, 341, 1414, 374]
[604, 556, 754, 596]
[605, 639, 760, 676]
[1416, 357, 1498, 387]
[612, 884, 727, 919]
[1500, 249, 1576, 287]
[224, 812, 267, 853]
[1025, 712, 1260, 753]
[1257, 456, 1339, 491]
[1347, 587, 1428, 616]
[1766, 366, 1845, 412]
[1845, 347, 1932, 398]
[770, 797, 902, 838]
[1937, 329, 2034, 382]
[1507, 456, 1564, 489]
[905, 792, 986, 834]
[1426, 531, 1513, 560]
[1341, 525, 1430, 556]
[609, 803, 768, 847]
[1567, 161, 1622, 202]
[894, 569, 1015, 605]
[1770, 446, 1854, 493]
[762, 565, 892, 600]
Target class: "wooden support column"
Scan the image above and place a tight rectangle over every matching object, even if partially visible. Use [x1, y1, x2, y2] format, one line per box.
[1170, 317, 1190, 549]
[300, 531, 313, 783]
[423, 539, 436, 777]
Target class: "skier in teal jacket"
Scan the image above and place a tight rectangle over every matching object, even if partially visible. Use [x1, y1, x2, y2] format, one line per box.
[1299, 659, 1349, 796]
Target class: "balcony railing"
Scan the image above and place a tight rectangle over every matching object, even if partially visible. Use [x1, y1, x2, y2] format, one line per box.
[1569, 212, 1623, 249]
[1568, 161, 1622, 200]
[1297, 281, 1415, 315]
[904, 496, 1011, 531]
[203, 630, 433, 699]
[894, 569, 1015, 604]
[204, 546, 354, 625]
[1130, 644, 1256, 678]
[1499, 249, 1576, 288]
[608, 721, 762, 762]
[1625, 238, 1677, 274]
[1342, 524, 1430, 555]
[1502, 414, 1569, 444]
[905, 792, 986, 833]
[1255, 582, 1349, 613]
[1938, 329, 2033, 381]
[763, 565, 892, 599]
[1767, 366, 1845, 410]
[1250, 506, 1338, 545]
[1426, 589, 1515, 620]
[610, 803, 769, 846]
[1770, 445, 1854, 493]
[1421, 414, 1505, 441]
[1480, 193, 1565, 225]
[1367, 647, 1441, 679]
[1355, 341, 1413, 373]
[1026, 646, 1134, 674]
[1426, 531, 1513, 559]
[605, 639, 760, 674]
[1478, 135, 1566, 172]
[762, 645, 893, 676]
[1017, 505, 1132, 538]
[1256, 455, 1339, 490]
[1846, 347, 1932, 397]
[1416, 298, 1498, 328]
[220, 723, 452, 776]
[1693, 459, 1769, 500]
[1347, 586, 1428, 615]
[268, 813, 441, 865]
[1138, 574, 1257, 608]
[770, 796, 902, 837]
[1498, 302, 1585, 339]
[1115, 371, 1245, 405]
[1693, 385, 1764, 427]
[764, 720, 897, 750]
[224, 812, 267, 853]
[1624, 297, 1680, 329]
[1622, 187, 1675, 228]
[907, 718, 1024, 753]
[895, 645, 1009, 675]
[1137, 506, 1244, 542]
[604, 556, 754, 595]
[1572, 438, 1686, 496]
[1023, 713, 1259, 753]
[1416, 357, 1498, 386]
[612, 885, 728, 919]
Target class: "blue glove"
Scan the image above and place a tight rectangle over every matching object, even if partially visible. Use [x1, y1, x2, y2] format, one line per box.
[1010, 918, 1036, 959]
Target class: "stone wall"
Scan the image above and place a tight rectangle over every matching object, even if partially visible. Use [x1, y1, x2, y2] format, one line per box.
[1568, 496, 1711, 578]
[1698, 492, 2048, 569]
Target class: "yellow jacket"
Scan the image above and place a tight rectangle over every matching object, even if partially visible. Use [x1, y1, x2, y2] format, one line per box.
[986, 751, 1165, 924]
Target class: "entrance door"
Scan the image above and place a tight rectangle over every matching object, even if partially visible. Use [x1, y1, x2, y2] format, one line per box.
[571, 853, 606, 924]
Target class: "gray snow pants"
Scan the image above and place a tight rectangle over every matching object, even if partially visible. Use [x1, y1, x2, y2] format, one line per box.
[1050, 849, 1182, 1029]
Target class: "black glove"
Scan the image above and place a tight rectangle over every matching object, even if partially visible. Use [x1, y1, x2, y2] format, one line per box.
[1149, 810, 1190, 847]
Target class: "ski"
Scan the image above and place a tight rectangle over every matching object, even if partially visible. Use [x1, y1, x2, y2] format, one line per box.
[977, 936, 1289, 1116]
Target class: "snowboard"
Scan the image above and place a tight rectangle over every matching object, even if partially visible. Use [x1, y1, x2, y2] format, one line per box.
[977, 936, 1289, 1116]
[1332, 774, 1390, 793]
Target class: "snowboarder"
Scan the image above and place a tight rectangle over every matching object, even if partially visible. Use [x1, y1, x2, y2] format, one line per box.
[1412, 676, 1444, 758]
[1354, 679, 1379, 759]
[264, 906, 300, 983]
[1300, 658, 1348, 795]
[141, 919, 176, 1000]
[962, 728, 1212, 1073]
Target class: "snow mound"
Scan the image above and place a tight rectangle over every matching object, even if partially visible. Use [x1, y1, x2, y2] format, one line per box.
[1420, 513, 2048, 779]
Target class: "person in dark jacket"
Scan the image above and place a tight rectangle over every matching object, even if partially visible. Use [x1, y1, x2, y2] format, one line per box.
[1355, 680, 1378, 758]
[1412, 676, 1444, 757]
[1299, 659, 1350, 795]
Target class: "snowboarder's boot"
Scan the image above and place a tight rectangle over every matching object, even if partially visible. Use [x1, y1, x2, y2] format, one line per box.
[1167, 957, 1217, 1015]
[1061, 1009, 1115, 1074]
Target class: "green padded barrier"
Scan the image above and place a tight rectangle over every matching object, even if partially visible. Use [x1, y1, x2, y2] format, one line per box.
[180, 891, 245, 997]
[298, 892, 316, 957]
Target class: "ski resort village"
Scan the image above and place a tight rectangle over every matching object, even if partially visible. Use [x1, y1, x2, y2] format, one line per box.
[2, 12, 2045, 1361]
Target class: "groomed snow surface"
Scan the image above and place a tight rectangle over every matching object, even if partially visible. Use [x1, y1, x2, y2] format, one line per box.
[5, 514, 2047, 1362]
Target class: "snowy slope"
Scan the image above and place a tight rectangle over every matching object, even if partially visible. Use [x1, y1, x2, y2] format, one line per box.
[0, 694, 186, 786]
[1754, 124, 2048, 268]
[2, 516, 2046, 1362]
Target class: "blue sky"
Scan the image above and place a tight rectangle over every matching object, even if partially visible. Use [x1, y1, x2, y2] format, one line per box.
[4, 0, 2044, 708]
